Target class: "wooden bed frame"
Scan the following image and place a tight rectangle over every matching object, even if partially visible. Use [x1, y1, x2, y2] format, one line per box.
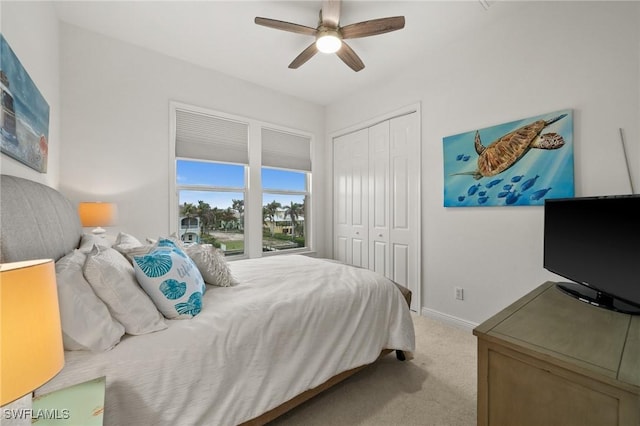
[242, 350, 392, 425]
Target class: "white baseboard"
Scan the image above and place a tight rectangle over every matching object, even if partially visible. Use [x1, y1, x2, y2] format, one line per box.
[420, 307, 479, 332]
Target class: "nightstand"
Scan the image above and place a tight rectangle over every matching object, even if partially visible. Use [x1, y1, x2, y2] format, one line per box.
[32, 377, 105, 425]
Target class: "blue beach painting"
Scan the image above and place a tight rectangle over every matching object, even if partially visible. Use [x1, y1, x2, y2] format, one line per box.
[0, 34, 50, 173]
[443, 109, 574, 207]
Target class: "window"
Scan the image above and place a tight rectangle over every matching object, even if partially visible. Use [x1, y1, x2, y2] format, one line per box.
[171, 103, 312, 258]
[261, 128, 311, 253]
[177, 160, 246, 256]
[262, 168, 309, 252]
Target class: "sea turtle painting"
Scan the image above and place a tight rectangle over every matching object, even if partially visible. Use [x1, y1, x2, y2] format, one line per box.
[456, 114, 567, 180]
[443, 110, 574, 207]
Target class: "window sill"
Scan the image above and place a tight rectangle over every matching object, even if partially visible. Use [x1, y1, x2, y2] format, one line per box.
[226, 249, 317, 261]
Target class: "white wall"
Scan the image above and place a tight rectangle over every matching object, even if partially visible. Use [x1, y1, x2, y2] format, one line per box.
[0, 1, 60, 187]
[325, 1, 640, 325]
[59, 24, 326, 253]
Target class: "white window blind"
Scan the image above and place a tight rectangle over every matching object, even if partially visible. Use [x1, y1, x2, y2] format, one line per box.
[175, 109, 249, 164]
[261, 128, 311, 172]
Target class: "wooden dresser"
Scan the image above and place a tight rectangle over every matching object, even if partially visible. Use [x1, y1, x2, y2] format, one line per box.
[473, 282, 640, 426]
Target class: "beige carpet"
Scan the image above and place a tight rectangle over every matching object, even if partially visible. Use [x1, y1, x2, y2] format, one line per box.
[270, 313, 478, 426]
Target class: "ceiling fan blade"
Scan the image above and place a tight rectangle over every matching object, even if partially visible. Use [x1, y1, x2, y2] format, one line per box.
[341, 16, 405, 39]
[336, 41, 364, 72]
[321, 0, 341, 27]
[289, 43, 319, 69]
[255, 17, 317, 36]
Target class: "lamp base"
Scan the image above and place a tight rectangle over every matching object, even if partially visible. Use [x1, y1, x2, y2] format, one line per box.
[1, 394, 32, 426]
[91, 227, 106, 235]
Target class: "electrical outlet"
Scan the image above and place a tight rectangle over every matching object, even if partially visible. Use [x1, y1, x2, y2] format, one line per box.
[455, 287, 464, 300]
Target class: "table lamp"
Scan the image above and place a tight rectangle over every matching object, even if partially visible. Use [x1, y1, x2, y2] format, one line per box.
[78, 202, 117, 235]
[0, 259, 64, 422]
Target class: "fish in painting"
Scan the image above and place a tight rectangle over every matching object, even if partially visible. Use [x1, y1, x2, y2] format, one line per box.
[506, 191, 522, 205]
[531, 187, 552, 200]
[520, 175, 539, 191]
[486, 179, 503, 188]
[468, 184, 482, 196]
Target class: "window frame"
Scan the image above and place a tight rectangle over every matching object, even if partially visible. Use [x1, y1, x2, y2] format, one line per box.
[261, 166, 310, 256]
[169, 101, 313, 259]
[176, 158, 248, 256]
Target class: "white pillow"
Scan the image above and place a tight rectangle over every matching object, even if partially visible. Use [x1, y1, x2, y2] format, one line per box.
[184, 244, 238, 287]
[78, 233, 111, 253]
[133, 242, 205, 319]
[83, 245, 167, 335]
[55, 250, 125, 351]
[116, 244, 154, 264]
[113, 233, 154, 264]
[114, 232, 143, 249]
[145, 233, 181, 246]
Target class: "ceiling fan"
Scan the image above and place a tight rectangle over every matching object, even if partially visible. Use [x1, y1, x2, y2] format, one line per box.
[255, 0, 405, 72]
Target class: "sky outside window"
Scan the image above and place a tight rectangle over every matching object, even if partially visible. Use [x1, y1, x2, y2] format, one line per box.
[179, 190, 244, 209]
[177, 160, 307, 209]
[262, 194, 306, 207]
[262, 168, 306, 191]
[177, 160, 244, 187]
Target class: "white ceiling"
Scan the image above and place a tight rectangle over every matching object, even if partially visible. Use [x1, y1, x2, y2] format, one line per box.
[54, 1, 500, 106]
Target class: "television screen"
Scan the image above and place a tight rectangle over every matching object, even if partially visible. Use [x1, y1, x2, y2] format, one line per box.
[543, 195, 640, 314]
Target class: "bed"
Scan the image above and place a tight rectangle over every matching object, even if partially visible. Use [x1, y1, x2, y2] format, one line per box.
[0, 174, 415, 425]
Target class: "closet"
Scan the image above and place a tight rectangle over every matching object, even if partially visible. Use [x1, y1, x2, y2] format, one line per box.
[333, 111, 420, 311]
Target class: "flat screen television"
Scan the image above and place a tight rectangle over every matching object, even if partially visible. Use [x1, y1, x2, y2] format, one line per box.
[543, 194, 640, 314]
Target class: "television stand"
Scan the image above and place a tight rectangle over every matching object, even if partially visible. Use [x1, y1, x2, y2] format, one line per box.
[474, 282, 640, 426]
[556, 281, 640, 315]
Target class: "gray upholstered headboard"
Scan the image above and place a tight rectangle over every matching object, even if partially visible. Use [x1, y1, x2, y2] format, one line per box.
[0, 175, 82, 263]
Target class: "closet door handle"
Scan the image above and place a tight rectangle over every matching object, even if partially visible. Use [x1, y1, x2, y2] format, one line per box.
[378, 233, 383, 237]
[355, 231, 360, 235]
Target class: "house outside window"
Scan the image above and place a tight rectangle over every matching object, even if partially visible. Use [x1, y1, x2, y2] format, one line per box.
[180, 216, 200, 244]
[170, 102, 312, 258]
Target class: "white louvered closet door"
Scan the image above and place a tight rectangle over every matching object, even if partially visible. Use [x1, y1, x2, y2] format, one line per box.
[334, 112, 420, 312]
[368, 120, 391, 278]
[388, 113, 420, 312]
[334, 128, 369, 268]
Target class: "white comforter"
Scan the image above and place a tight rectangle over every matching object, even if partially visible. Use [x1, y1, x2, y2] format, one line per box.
[36, 255, 415, 426]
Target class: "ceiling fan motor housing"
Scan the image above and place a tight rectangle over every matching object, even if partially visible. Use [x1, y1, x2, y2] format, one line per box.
[316, 27, 342, 53]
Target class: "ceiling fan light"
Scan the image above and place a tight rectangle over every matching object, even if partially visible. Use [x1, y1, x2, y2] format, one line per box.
[316, 34, 341, 54]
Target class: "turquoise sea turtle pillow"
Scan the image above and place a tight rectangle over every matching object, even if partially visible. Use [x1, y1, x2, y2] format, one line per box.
[133, 244, 205, 319]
